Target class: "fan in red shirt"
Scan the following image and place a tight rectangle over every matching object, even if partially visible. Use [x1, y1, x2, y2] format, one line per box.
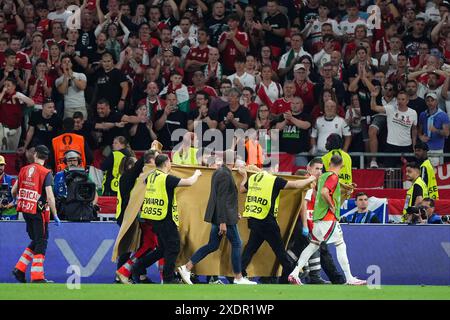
[24, 33, 49, 67]
[184, 28, 210, 85]
[270, 80, 296, 116]
[44, 21, 67, 51]
[138, 23, 161, 55]
[218, 14, 249, 75]
[28, 59, 52, 107]
[188, 71, 218, 111]
[9, 37, 32, 71]
[35, 3, 52, 40]
[293, 64, 315, 112]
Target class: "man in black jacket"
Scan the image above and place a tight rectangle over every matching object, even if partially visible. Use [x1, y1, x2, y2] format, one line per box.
[177, 150, 256, 285]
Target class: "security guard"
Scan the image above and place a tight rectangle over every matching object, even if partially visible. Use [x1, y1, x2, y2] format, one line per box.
[414, 141, 439, 200]
[322, 134, 352, 185]
[101, 136, 132, 196]
[136, 154, 202, 284]
[11, 145, 60, 283]
[403, 161, 429, 219]
[239, 166, 316, 279]
[172, 132, 200, 165]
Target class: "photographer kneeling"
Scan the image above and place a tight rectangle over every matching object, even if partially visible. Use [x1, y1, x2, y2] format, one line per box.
[421, 198, 443, 224]
[54, 150, 98, 221]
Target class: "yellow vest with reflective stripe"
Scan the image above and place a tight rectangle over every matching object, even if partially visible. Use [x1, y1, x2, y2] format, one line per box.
[102, 151, 125, 194]
[403, 177, 428, 216]
[421, 159, 439, 200]
[140, 169, 179, 226]
[322, 149, 353, 185]
[172, 147, 199, 165]
[116, 177, 123, 219]
[243, 171, 279, 220]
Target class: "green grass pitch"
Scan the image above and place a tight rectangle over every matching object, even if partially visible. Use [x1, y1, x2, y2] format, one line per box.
[0, 284, 449, 300]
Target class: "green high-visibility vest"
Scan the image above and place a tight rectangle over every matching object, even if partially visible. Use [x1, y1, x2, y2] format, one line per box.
[313, 171, 341, 221]
[243, 171, 280, 220]
[140, 169, 179, 226]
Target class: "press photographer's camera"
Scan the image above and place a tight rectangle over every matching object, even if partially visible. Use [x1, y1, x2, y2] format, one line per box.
[0, 184, 10, 206]
[406, 205, 427, 222]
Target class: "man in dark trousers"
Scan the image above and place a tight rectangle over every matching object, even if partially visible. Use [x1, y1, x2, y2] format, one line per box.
[133, 154, 202, 284]
[11, 145, 61, 283]
[177, 150, 256, 285]
[239, 165, 316, 280]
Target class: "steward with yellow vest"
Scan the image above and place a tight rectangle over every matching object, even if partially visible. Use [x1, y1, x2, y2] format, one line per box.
[115, 150, 159, 284]
[138, 154, 202, 284]
[239, 166, 316, 278]
[172, 146, 199, 165]
[414, 141, 439, 200]
[101, 136, 132, 196]
[322, 134, 352, 185]
[403, 161, 429, 218]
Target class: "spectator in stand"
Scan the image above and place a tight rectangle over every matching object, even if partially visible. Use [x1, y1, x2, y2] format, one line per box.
[218, 13, 249, 75]
[28, 59, 52, 109]
[403, 17, 430, 59]
[343, 192, 380, 224]
[418, 92, 450, 166]
[154, 92, 189, 151]
[188, 91, 218, 149]
[188, 71, 218, 110]
[314, 62, 346, 106]
[370, 89, 418, 168]
[379, 36, 403, 79]
[172, 16, 199, 61]
[292, 63, 315, 113]
[278, 33, 311, 81]
[274, 96, 312, 166]
[0, 48, 26, 92]
[240, 87, 259, 123]
[218, 87, 251, 150]
[184, 28, 210, 85]
[205, 0, 228, 47]
[270, 80, 296, 116]
[93, 98, 140, 154]
[313, 35, 336, 70]
[408, 68, 450, 111]
[310, 100, 351, 155]
[301, 2, 341, 48]
[55, 54, 88, 119]
[255, 65, 282, 111]
[311, 88, 346, 124]
[159, 70, 190, 113]
[227, 56, 256, 91]
[19, 99, 61, 155]
[73, 111, 97, 151]
[406, 80, 428, 117]
[0, 77, 34, 150]
[47, 0, 72, 26]
[93, 51, 129, 111]
[128, 104, 157, 151]
[256, 0, 289, 58]
[345, 93, 364, 155]
[203, 46, 222, 89]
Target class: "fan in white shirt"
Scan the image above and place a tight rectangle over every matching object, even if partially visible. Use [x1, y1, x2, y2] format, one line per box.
[311, 100, 352, 154]
[227, 57, 256, 91]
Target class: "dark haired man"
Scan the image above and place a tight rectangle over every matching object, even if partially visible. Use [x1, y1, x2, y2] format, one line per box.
[12, 145, 60, 283]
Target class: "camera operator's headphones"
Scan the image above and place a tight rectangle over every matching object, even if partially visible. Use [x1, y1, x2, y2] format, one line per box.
[63, 150, 82, 165]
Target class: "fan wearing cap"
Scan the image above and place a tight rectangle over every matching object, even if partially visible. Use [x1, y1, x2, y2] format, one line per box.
[0, 155, 16, 218]
[11, 145, 60, 283]
[418, 92, 450, 167]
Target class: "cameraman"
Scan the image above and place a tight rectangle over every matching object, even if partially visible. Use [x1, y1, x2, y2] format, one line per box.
[54, 150, 98, 220]
[421, 198, 443, 224]
[0, 156, 16, 219]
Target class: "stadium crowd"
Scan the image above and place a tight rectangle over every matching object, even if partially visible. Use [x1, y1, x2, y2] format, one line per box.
[0, 0, 450, 175]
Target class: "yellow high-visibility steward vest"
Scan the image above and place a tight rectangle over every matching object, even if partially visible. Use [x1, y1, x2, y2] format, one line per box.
[322, 149, 352, 185]
[243, 171, 280, 220]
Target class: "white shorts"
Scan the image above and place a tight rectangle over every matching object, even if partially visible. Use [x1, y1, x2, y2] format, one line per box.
[311, 220, 344, 245]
